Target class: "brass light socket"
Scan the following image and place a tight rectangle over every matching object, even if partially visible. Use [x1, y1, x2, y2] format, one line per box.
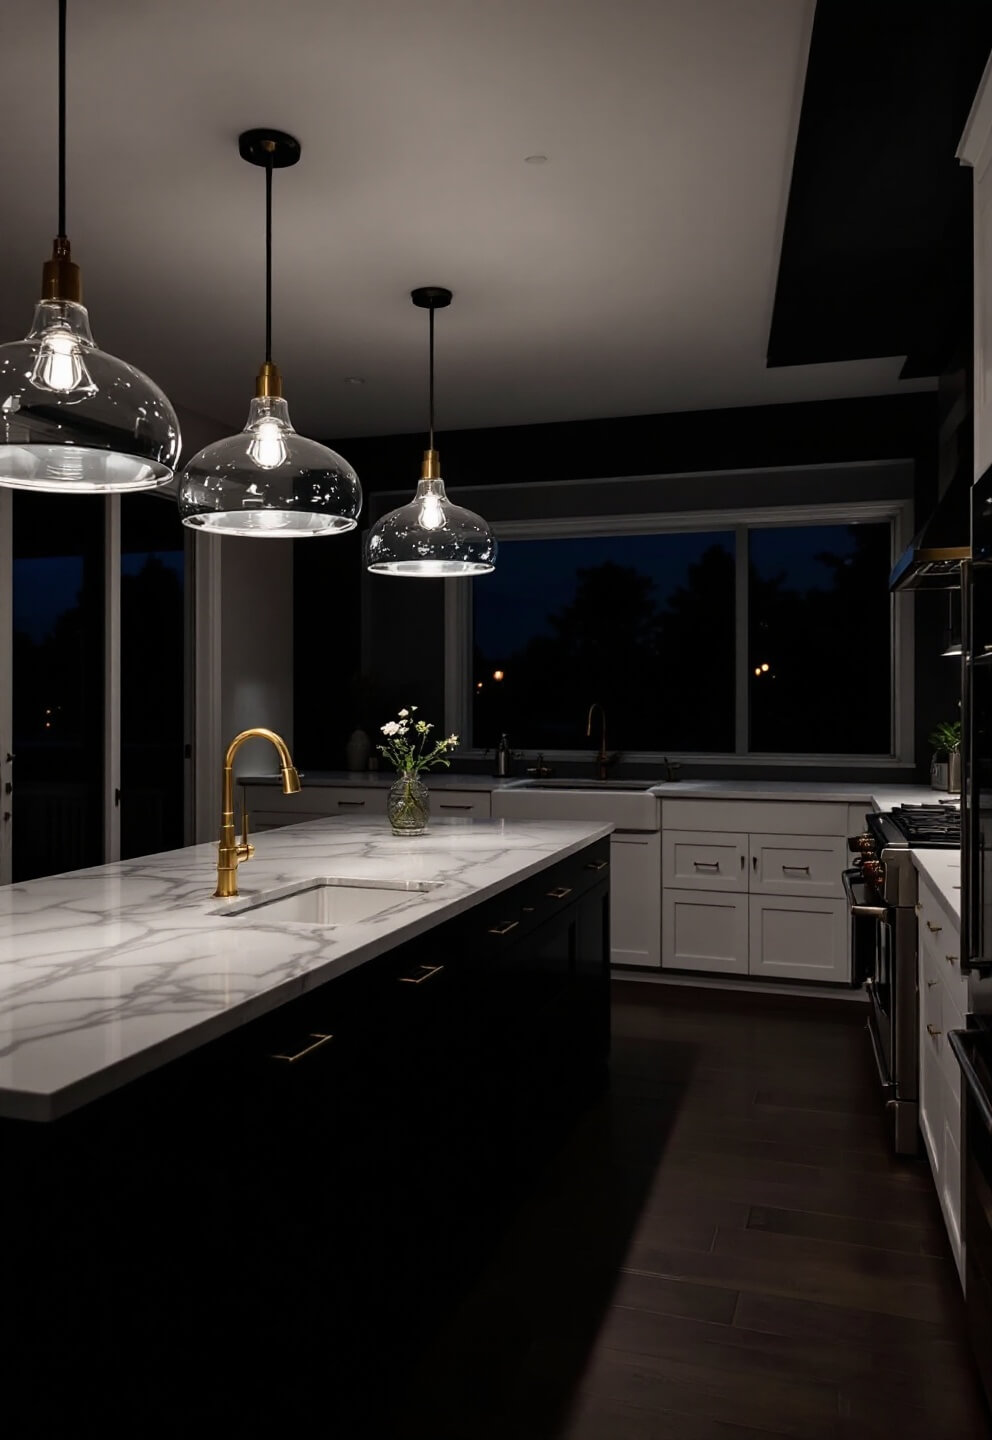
[421, 448, 441, 480]
[255, 361, 283, 398]
[41, 236, 82, 304]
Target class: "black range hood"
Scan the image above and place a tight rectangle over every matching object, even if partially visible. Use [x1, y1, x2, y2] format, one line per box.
[889, 473, 970, 591]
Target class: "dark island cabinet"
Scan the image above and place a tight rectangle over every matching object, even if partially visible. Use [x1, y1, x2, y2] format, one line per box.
[0, 839, 609, 1433]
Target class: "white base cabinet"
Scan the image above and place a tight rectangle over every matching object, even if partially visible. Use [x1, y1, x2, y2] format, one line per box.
[662, 889, 748, 974]
[661, 808, 850, 984]
[611, 831, 662, 968]
[748, 895, 849, 984]
[918, 876, 965, 1287]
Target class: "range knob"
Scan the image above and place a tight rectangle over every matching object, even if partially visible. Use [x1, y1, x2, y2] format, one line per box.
[862, 859, 885, 888]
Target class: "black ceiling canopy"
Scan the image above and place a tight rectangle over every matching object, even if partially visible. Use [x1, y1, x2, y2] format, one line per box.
[768, 0, 992, 378]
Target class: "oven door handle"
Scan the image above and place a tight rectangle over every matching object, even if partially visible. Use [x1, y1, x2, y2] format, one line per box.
[842, 867, 889, 919]
[950, 1029, 992, 1135]
[864, 987, 896, 1097]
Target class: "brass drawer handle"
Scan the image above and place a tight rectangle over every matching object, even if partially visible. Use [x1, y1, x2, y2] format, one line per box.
[488, 920, 519, 936]
[693, 861, 720, 871]
[926, 920, 942, 934]
[547, 885, 572, 899]
[782, 864, 811, 874]
[271, 1032, 333, 1064]
[946, 954, 958, 965]
[584, 859, 609, 871]
[927, 1024, 942, 1038]
[398, 963, 444, 985]
[926, 979, 937, 988]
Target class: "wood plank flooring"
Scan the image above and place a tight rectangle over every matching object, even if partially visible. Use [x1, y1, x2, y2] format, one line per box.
[392, 981, 992, 1439]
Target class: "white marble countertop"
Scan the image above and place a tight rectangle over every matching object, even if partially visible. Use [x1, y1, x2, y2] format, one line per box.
[649, 780, 952, 807]
[0, 816, 610, 1124]
[241, 773, 950, 809]
[912, 849, 962, 922]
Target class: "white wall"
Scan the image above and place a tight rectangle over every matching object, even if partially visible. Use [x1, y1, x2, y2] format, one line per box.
[193, 535, 294, 841]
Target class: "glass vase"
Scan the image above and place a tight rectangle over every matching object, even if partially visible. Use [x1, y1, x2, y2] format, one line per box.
[387, 772, 430, 836]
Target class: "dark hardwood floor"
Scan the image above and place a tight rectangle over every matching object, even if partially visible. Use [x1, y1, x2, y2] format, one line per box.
[392, 981, 992, 1439]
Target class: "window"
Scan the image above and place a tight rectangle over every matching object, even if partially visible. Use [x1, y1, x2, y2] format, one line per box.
[452, 500, 909, 763]
[473, 532, 736, 752]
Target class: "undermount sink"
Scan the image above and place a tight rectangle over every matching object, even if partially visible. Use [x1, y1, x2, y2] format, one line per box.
[223, 878, 442, 925]
[517, 778, 661, 791]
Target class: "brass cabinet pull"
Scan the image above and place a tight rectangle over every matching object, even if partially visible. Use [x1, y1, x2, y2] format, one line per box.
[693, 861, 720, 871]
[782, 864, 811, 874]
[488, 920, 519, 936]
[926, 920, 942, 934]
[547, 885, 572, 899]
[927, 1024, 942, 1038]
[926, 979, 938, 988]
[946, 954, 958, 965]
[584, 859, 609, 871]
[271, 1032, 333, 1064]
[398, 963, 444, 985]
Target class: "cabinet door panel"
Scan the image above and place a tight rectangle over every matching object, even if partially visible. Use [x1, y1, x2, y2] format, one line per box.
[663, 830, 747, 892]
[748, 895, 849, 983]
[749, 833, 846, 898]
[662, 889, 748, 974]
[611, 830, 661, 966]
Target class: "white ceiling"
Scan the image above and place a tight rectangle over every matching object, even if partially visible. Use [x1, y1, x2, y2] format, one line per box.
[0, 0, 933, 448]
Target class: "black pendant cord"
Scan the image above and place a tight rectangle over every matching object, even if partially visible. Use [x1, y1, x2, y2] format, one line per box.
[264, 160, 273, 365]
[428, 304, 435, 452]
[57, 0, 67, 237]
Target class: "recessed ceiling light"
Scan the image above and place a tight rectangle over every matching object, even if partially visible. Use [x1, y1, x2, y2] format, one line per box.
[344, 376, 365, 385]
[524, 154, 548, 164]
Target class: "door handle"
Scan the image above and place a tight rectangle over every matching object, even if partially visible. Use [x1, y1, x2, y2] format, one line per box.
[270, 1032, 333, 1064]
[398, 963, 444, 985]
[752, 855, 758, 871]
[926, 920, 942, 934]
[927, 1023, 942, 1038]
[488, 920, 519, 936]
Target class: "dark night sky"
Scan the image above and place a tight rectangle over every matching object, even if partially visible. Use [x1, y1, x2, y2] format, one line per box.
[474, 524, 865, 659]
[14, 552, 183, 643]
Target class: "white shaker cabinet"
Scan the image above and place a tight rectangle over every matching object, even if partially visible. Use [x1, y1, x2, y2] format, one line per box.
[611, 832, 662, 967]
[917, 874, 965, 1287]
[661, 803, 850, 983]
[662, 888, 749, 975]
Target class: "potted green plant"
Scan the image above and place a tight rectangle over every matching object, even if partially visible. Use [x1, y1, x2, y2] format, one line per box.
[928, 719, 962, 792]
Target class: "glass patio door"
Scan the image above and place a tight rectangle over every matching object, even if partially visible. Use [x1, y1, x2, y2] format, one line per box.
[0, 490, 189, 886]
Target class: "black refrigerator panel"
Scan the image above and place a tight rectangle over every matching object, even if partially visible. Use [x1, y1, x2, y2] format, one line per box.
[964, 472, 992, 975]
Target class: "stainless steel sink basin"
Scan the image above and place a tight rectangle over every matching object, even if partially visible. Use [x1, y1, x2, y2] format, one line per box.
[223, 878, 443, 925]
[516, 778, 662, 791]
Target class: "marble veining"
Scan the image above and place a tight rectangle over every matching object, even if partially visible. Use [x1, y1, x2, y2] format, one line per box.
[0, 816, 610, 1123]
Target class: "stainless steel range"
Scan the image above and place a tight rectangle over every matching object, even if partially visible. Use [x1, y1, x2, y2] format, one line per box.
[844, 801, 960, 1154]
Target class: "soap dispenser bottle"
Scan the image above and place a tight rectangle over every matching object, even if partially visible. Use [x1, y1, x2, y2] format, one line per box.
[495, 733, 512, 778]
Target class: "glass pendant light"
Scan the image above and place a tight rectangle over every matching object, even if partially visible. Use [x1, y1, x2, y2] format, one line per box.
[0, 0, 180, 492]
[365, 288, 495, 576]
[178, 129, 361, 538]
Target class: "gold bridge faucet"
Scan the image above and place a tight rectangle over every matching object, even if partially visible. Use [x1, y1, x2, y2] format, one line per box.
[215, 728, 300, 898]
[586, 703, 610, 781]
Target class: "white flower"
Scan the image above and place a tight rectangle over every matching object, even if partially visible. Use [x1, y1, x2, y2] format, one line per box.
[398, 708, 409, 718]
[448, 734, 458, 744]
[381, 721, 401, 736]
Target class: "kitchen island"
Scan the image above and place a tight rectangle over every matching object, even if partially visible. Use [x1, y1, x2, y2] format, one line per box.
[0, 815, 611, 1431]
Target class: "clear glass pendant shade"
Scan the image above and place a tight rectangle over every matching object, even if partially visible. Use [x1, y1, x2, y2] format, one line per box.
[0, 299, 181, 491]
[365, 464, 497, 576]
[178, 392, 362, 538]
